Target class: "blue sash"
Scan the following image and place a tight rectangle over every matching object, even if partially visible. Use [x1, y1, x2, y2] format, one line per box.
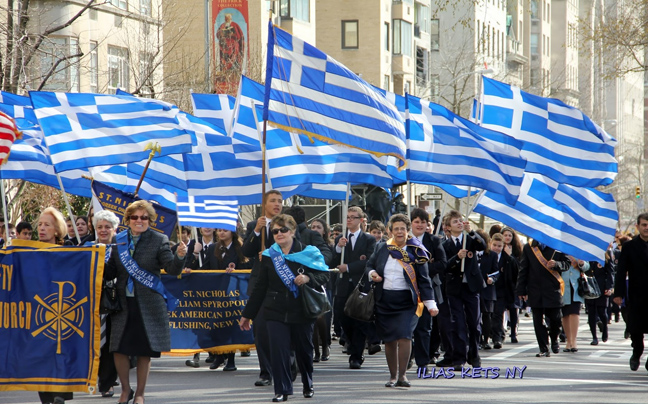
[116, 230, 179, 310]
[267, 245, 299, 298]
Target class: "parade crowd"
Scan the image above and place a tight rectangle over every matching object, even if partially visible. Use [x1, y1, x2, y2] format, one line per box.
[8, 190, 647, 404]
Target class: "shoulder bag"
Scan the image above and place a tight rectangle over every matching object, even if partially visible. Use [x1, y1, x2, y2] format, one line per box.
[100, 279, 122, 314]
[300, 283, 332, 319]
[578, 275, 601, 299]
[344, 279, 375, 322]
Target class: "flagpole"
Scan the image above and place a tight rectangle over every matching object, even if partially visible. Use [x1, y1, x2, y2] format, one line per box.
[134, 142, 161, 197]
[55, 172, 81, 244]
[1, 180, 10, 247]
[260, 119, 268, 249]
[339, 182, 351, 271]
[406, 180, 412, 218]
[434, 196, 447, 237]
[460, 186, 472, 274]
[191, 226, 202, 268]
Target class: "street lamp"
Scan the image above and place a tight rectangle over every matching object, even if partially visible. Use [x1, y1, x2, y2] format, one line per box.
[435, 68, 494, 103]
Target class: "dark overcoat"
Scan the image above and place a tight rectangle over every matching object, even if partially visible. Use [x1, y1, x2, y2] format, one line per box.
[105, 228, 185, 352]
[614, 236, 648, 333]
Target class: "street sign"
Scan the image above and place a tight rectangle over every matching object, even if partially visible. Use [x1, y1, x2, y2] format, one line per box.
[420, 193, 443, 201]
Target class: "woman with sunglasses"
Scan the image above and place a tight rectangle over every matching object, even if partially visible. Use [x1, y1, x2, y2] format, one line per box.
[202, 228, 251, 371]
[240, 214, 329, 402]
[104, 200, 187, 404]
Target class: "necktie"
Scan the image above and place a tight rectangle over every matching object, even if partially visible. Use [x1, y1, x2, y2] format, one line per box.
[348, 233, 354, 251]
[455, 237, 461, 249]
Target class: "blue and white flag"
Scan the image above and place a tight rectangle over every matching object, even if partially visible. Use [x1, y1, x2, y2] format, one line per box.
[473, 173, 618, 264]
[431, 183, 481, 199]
[407, 94, 526, 204]
[480, 77, 617, 187]
[30, 91, 193, 172]
[189, 93, 235, 135]
[264, 22, 407, 167]
[176, 195, 239, 231]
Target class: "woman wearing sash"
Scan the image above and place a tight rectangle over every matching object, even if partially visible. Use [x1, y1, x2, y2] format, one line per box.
[36, 207, 73, 404]
[239, 214, 329, 402]
[366, 214, 438, 388]
[104, 200, 187, 404]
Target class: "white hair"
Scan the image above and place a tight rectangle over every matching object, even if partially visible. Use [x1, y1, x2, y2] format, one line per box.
[93, 210, 119, 229]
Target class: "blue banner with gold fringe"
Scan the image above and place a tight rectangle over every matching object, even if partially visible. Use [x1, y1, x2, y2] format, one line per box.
[162, 271, 254, 355]
[0, 240, 105, 393]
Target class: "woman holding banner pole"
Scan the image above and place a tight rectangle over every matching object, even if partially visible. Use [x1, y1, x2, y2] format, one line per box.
[36, 207, 73, 404]
[104, 200, 187, 404]
[239, 214, 330, 402]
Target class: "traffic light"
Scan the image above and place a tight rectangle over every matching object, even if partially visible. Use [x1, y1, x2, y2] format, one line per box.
[636, 186, 641, 198]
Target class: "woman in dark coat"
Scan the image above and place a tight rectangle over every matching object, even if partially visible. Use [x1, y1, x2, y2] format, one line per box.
[104, 200, 187, 404]
[585, 255, 614, 345]
[240, 214, 329, 402]
[203, 228, 251, 371]
[366, 214, 437, 388]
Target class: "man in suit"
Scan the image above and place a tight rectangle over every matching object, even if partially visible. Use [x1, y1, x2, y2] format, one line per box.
[242, 190, 283, 386]
[333, 206, 376, 369]
[614, 213, 648, 372]
[516, 239, 570, 357]
[410, 208, 447, 371]
[442, 210, 486, 370]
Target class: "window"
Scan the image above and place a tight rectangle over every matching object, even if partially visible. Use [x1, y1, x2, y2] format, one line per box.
[108, 46, 129, 93]
[430, 74, 439, 98]
[414, 3, 429, 37]
[140, 0, 152, 17]
[384, 22, 390, 51]
[383, 75, 390, 91]
[416, 47, 429, 84]
[342, 20, 359, 49]
[90, 41, 98, 93]
[393, 19, 412, 56]
[110, 0, 127, 10]
[139, 52, 155, 96]
[430, 19, 439, 51]
[39, 37, 80, 92]
[89, 7, 98, 20]
[531, 34, 538, 55]
[279, 0, 309, 22]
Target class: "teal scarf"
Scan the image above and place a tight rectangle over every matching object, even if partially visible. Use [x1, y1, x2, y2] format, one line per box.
[262, 243, 329, 272]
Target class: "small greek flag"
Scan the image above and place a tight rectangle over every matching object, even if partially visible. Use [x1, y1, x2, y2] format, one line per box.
[176, 196, 239, 231]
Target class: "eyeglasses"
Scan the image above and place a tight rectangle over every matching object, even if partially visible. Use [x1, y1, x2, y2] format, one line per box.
[271, 226, 291, 235]
[129, 215, 149, 221]
[347, 216, 362, 220]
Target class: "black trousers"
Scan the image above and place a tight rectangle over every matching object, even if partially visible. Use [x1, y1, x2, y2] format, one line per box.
[493, 299, 519, 342]
[98, 316, 118, 393]
[335, 294, 368, 363]
[253, 310, 273, 381]
[447, 285, 481, 365]
[266, 320, 314, 395]
[586, 300, 608, 341]
[412, 309, 432, 367]
[437, 300, 453, 361]
[531, 307, 562, 353]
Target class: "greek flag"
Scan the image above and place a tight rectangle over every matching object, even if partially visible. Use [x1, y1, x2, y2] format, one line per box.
[473, 173, 618, 264]
[264, 22, 407, 167]
[407, 95, 526, 204]
[176, 196, 239, 231]
[480, 77, 617, 187]
[190, 93, 235, 135]
[30, 91, 193, 172]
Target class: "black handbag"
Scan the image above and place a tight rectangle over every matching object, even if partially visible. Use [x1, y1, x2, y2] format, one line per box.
[344, 280, 375, 322]
[578, 275, 601, 300]
[300, 284, 331, 319]
[100, 279, 122, 314]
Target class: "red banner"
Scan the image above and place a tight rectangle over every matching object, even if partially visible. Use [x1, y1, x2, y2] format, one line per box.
[212, 0, 249, 95]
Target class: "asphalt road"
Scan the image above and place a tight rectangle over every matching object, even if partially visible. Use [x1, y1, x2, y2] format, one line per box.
[2, 313, 647, 404]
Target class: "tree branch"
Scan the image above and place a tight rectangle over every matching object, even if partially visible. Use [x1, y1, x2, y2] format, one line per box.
[37, 52, 84, 91]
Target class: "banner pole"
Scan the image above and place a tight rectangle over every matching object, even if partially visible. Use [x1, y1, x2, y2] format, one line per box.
[339, 182, 351, 269]
[434, 195, 447, 237]
[1, 180, 10, 247]
[55, 172, 81, 244]
[460, 186, 472, 274]
[134, 142, 161, 197]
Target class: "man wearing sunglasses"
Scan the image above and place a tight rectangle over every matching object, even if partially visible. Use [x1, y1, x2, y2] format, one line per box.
[242, 190, 284, 387]
[333, 206, 377, 369]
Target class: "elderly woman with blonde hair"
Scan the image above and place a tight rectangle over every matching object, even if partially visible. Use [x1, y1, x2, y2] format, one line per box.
[104, 200, 187, 404]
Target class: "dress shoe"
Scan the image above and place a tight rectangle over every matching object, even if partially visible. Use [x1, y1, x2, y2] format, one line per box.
[368, 344, 382, 355]
[272, 394, 288, 402]
[185, 359, 200, 368]
[452, 363, 465, 371]
[590, 339, 599, 346]
[223, 364, 237, 371]
[101, 388, 115, 398]
[349, 360, 362, 369]
[53, 398, 65, 404]
[510, 336, 518, 343]
[535, 351, 550, 357]
[551, 342, 560, 354]
[313, 354, 321, 363]
[205, 353, 216, 363]
[321, 345, 330, 361]
[395, 379, 411, 387]
[117, 389, 134, 404]
[435, 358, 453, 367]
[483, 343, 492, 350]
[571, 348, 578, 352]
[493, 341, 502, 349]
[240, 350, 251, 357]
[255, 378, 272, 386]
[559, 334, 566, 343]
[385, 381, 396, 387]
[303, 388, 314, 398]
[563, 348, 571, 353]
[630, 355, 640, 371]
[210, 356, 225, 370]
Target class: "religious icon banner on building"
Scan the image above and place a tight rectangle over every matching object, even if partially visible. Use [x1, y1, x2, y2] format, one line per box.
[212, 0, 249, 95]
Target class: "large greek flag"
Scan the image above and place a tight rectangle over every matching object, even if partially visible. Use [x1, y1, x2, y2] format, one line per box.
[30, 92, 193, 172]
[407, 94, 526, 204]
[264, 22, 407, 167]
[480, 77, 617, 187]
[473, 173, 618, 264]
